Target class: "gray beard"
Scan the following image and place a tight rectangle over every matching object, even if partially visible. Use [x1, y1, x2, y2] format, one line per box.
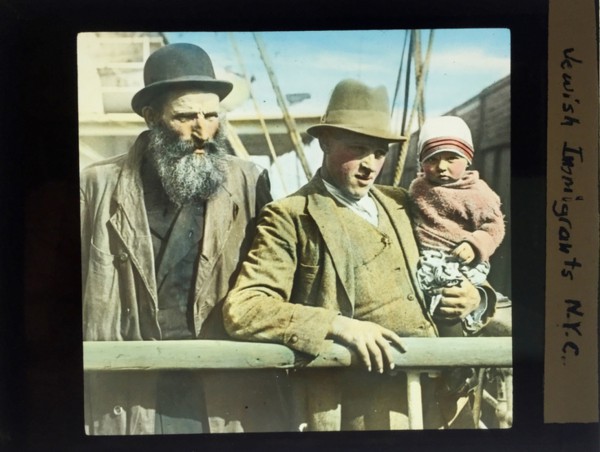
[146, 125, 229, 205]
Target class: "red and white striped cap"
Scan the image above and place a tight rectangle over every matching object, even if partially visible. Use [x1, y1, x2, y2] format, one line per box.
[417, 116, 474, 164]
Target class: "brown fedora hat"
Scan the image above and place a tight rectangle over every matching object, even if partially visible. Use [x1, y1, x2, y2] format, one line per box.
[306, 79, 405, 142]
[131, 43, 233, 116]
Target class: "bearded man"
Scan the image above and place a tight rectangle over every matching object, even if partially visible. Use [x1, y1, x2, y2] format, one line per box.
[80, 43, 285, 434]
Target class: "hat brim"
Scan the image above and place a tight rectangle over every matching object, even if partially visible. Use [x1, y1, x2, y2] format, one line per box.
[131, 78, 234, 115]
[306, 124, 405, 142]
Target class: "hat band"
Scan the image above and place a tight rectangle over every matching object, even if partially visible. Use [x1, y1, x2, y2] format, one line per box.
[322, 109, 391, 133]
[420, 137, 474, 162]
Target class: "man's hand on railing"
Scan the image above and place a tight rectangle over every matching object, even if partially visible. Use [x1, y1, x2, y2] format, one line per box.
[327, 316, 406, 374]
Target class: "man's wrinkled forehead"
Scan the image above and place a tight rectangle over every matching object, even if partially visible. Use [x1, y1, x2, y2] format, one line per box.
[162, 90, 220, 111]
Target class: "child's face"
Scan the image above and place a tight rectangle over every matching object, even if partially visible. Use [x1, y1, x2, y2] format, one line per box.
[421, 151, 469, 185]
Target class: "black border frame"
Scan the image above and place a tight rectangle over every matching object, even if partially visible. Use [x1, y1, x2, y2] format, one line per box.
[2, 0, 598, 450]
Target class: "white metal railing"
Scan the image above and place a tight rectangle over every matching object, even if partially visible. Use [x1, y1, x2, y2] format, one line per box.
[83, 337, 512, 429]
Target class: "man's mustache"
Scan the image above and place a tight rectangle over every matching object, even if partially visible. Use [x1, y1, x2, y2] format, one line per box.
[150, 124, 227, 159]
[191, 137, 220, 155]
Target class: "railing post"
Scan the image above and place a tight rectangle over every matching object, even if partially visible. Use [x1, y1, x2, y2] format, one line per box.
[496, 368, 513, 428]
[406, 370, 424, 429]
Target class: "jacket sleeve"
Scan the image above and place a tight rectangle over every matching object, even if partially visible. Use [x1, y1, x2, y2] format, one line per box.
[255, 169, 272, 212]
[223, 202, 339, 357]
[463, 283, 498, 335]
[80, 184, 91, 299]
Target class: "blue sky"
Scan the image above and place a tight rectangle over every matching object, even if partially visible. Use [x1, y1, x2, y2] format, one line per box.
[165, 29, 510, 122]
[164, 29, 510, 197]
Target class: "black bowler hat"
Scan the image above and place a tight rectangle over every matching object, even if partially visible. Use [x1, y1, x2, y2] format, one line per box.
[131, 43, 233, 116]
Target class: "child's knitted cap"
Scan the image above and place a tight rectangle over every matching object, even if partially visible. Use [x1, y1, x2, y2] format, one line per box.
[417, 116, 474, 164]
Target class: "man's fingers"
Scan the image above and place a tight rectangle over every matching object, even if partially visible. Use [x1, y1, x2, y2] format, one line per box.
[366, 340, 385, 373]
[374, 336, 398, 371]
[335, 320, 407, 372]
[382, 330, 406, 353]
[431, 286, 461, 297]
[440, 286, 468, 302]
[436, 306, 463, 319]
[354, 342, 372, 372]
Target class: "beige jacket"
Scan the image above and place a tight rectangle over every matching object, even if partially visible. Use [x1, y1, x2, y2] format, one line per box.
[224, 174, 497, 430]
[224, 175, 439, 355]
[80, 132, 285, 434]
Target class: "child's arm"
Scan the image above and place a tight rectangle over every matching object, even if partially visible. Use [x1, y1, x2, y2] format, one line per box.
[460, 180, 506, 263]
[451, 242, 476, 264]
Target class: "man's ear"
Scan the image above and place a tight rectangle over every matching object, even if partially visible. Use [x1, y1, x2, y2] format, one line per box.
[318, 136, 329, 153]
[142, 106, 158, 128]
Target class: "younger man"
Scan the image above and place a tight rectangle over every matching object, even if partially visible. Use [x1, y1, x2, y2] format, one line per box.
[224, 82, 496, 430]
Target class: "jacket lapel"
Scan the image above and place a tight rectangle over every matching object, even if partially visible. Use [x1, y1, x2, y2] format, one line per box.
[371, 186, 426, 306]
[108, 135, 158, 305]
[306, 177, 356, 314]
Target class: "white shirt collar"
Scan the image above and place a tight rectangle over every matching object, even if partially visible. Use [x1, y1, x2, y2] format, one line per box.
[322, 178, 379, 226]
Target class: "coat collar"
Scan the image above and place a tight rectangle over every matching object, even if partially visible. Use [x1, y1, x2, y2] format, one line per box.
[109, 132, 158, 301]
[304, 172, 425, 313]
[304, 173, 357, 312]
[108, 132, 239, 311]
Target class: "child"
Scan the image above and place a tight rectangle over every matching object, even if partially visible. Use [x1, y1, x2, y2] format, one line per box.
[408, 116, 505, 336]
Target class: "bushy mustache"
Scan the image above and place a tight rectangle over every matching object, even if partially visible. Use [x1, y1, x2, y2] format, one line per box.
[146, 124, 229, 205]
[152, 127, 223, 158]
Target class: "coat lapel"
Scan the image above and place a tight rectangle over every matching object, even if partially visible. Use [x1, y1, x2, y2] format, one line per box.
[306, 178, 356, 314]
[108, 135, 158, 305]
[371, 186, 426, 305]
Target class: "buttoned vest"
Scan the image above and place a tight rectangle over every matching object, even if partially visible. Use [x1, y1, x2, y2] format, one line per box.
[336, 199, 435, 337]
[142, 160, 204, 340]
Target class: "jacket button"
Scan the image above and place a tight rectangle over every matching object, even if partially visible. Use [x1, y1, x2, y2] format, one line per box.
[118, 252, 129, 262]
[113, 405, 124, 415]
[407, 294, 415, 301]
[289, 334, 299, 344]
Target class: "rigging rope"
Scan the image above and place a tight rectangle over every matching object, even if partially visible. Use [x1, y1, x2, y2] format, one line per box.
[228, 33, 289, 194]
[391, 30, 410, 121]
[253, 32, 313, 181]
[393, 30, 436, 186]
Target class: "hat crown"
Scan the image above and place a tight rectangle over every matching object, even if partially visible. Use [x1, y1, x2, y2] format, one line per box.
[325, 79, 389, 114]
[307, 79, 404, 142]
[131, 43, 233, 116]
[143, 43, 216, 86]
[417, 116, 474, 163]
